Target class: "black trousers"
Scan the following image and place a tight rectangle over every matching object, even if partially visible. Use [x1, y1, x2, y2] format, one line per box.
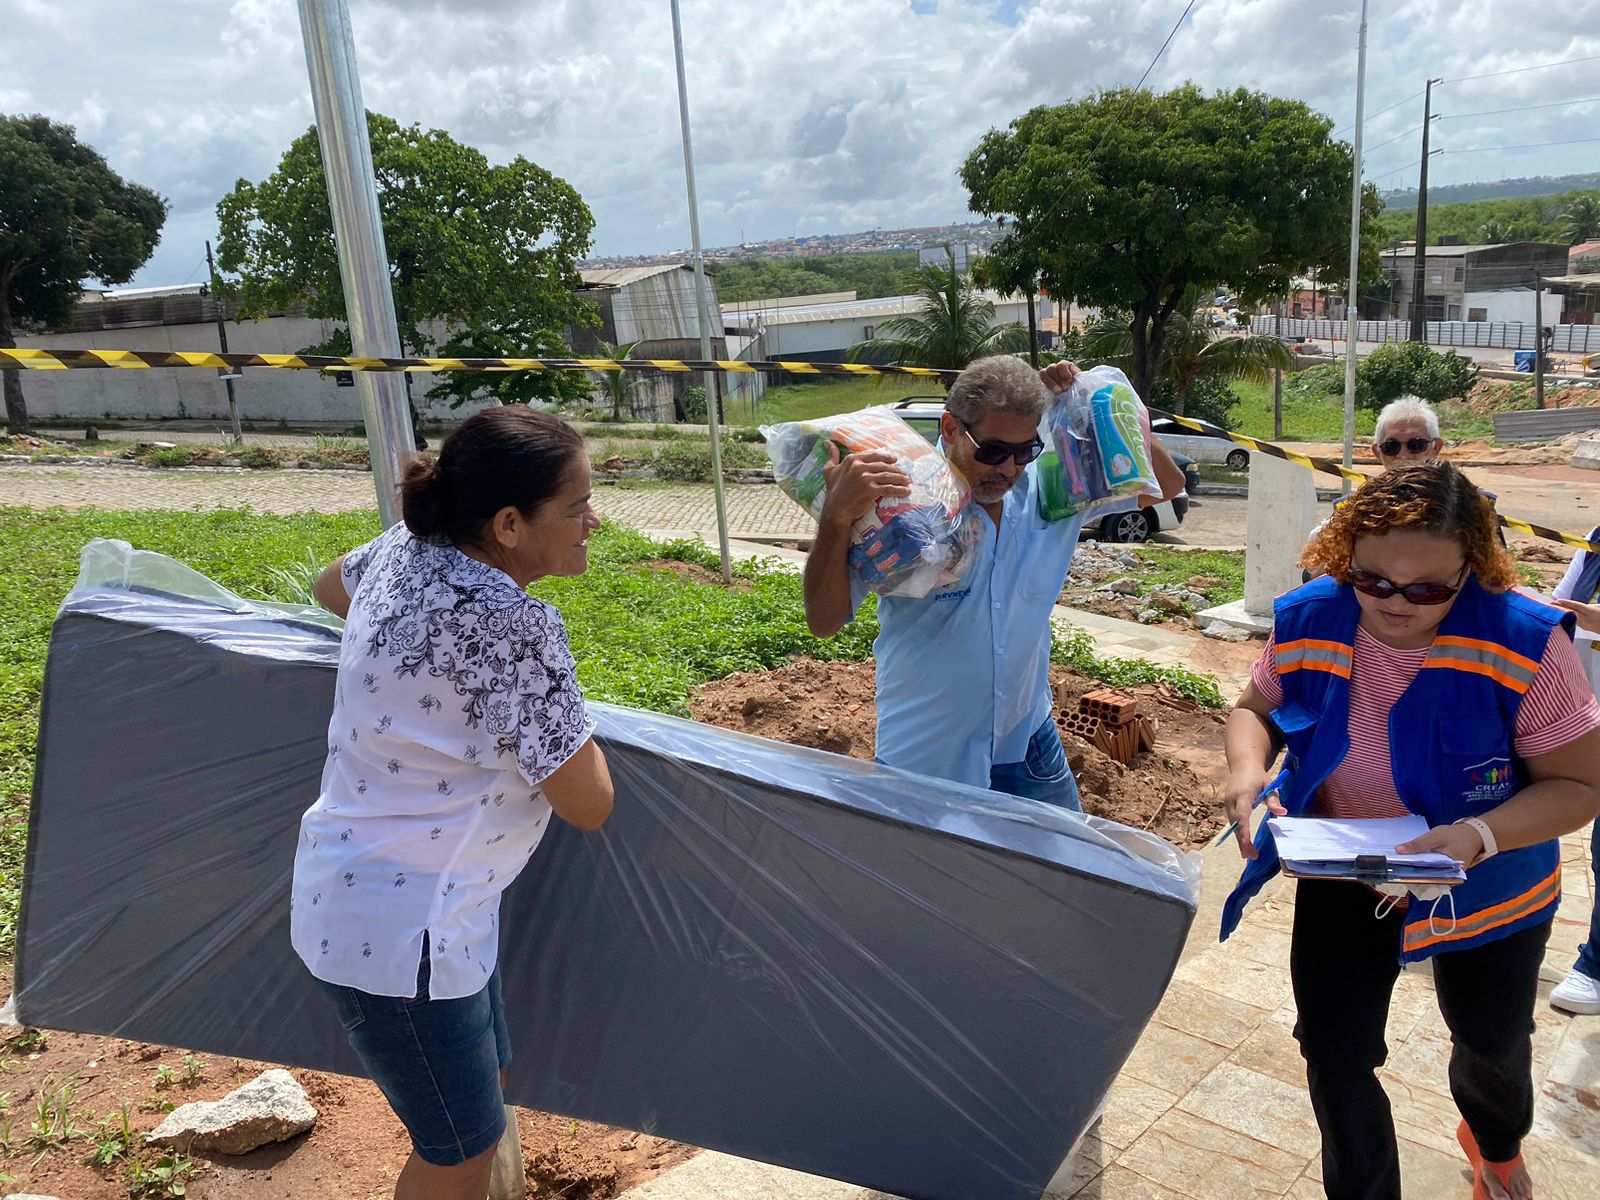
[1289, 880, 1550, 1200]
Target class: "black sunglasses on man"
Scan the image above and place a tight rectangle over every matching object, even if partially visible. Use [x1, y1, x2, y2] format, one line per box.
[959, 421, 1045, 467]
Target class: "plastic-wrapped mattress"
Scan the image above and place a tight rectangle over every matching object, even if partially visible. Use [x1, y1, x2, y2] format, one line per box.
[13, 541, 1199, 1200]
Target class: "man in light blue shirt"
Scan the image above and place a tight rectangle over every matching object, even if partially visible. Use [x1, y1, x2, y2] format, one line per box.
[804, 355, 1186, 809]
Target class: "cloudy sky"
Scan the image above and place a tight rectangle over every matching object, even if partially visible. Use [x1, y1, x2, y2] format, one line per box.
[5, 0, 1599, 288]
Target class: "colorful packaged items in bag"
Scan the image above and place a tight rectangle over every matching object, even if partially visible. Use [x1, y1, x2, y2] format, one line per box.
[763, 406, 982, 598]
[1038, 366, 1160, 522]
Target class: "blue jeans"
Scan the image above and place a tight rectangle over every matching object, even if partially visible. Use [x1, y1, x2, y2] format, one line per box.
[316, 939, 511, 1166]
[989, 717, 1082, 812]
[1577, 823, 1600, 982]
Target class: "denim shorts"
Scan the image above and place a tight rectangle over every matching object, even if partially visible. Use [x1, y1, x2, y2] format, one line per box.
[316, 937, 511, 1166]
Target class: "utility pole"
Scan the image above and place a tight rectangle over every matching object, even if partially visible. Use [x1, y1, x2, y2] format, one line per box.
[1274, 298, 1286, 440]
[1026, 285, 1039, 368]
[1534, 270, 1545, 410]
[670, 0, 732, 584]
[205, 240, 244, 445]
[1408, 77, 1442, 343]
[1341, 0, 1370, 488]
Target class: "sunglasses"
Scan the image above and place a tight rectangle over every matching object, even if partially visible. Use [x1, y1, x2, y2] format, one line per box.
[960, 423, 1044, 467]
[1349, 565, 1467, 606]
[1378, 437, 1434, 457]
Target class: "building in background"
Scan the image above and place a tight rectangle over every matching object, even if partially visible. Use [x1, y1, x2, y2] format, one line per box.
[1379, 242, 1569, 324]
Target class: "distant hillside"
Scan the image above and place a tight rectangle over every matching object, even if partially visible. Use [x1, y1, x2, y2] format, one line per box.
[1381, 173, 1600, 211]
[1377, 187, 1600, 246]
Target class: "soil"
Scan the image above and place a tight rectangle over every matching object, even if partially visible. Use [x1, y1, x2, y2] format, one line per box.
[689, 658, 1231, 851]
[0, 969, 694, 1200]
[639, 559, 751, 590]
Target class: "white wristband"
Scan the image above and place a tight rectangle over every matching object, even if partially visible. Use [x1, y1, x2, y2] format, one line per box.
[1457, 816, 1498, 864]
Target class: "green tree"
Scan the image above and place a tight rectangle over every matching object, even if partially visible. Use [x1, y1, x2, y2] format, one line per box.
[1081, 286, 1291, 417]
[0, 114, 166, 433]
[846, 249, 1028, 375]
[1478, 220, 1509, 244]
[963, 85, 1381, 398]
[1562, 196, 1600, 245]
[591, 339, 639, 420]
[216, 113, 597, 412]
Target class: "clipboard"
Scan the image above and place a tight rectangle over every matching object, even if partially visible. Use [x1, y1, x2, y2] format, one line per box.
[1280, 853, 1465, 887]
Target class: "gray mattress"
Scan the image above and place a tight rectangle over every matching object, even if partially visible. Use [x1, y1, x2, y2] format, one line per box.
[13, 540, 1199, 1200]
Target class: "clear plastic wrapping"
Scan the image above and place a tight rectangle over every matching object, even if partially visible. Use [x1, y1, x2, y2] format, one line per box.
[763, 406, 984, 597]
[14, 540, 1200, 1200]
[1038, 366, 1161, 522]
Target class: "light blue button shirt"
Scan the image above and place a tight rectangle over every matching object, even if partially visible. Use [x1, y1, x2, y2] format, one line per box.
[863, 463, 1135, 789]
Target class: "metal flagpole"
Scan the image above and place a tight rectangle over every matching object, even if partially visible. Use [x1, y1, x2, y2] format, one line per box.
[296, 0, 414, 528]
[1341, 0, 1370, 492]
[669, 0, 733, 584]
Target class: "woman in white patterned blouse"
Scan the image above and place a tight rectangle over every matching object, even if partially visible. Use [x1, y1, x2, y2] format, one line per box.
[291, 406, 613, 1200]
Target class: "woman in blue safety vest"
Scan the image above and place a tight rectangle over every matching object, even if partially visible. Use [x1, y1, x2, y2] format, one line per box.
[1221, 462, 1600, 1200]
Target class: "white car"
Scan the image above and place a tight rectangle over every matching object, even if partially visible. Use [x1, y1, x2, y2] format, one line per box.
[1149, 416, 1251, 471]
[890, 398, 1196, 544]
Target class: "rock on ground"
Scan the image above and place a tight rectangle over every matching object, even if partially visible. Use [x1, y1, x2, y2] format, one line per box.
[146, 1068, 317, 1155]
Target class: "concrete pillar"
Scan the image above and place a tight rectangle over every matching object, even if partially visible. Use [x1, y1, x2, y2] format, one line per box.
[1198, 450, 1320, 634]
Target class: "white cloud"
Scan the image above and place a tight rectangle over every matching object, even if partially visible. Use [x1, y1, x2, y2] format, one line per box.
[3, 0, 1598, 287]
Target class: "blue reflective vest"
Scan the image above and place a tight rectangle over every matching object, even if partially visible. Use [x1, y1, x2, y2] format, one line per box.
[1220, 574, 1572, 963]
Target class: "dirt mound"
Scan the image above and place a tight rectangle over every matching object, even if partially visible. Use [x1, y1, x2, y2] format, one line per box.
[689, 658, 1228, 849]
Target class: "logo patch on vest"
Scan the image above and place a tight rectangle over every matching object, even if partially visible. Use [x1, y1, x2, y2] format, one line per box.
[1463, 757, 1516, 807]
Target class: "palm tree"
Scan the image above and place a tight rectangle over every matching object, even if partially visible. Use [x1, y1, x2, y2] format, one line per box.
[1082, 286, 1292, 416]
[847, 249, 1029, 376]
[592, 339, 639, 421]
[1562, 196, 1600, 245]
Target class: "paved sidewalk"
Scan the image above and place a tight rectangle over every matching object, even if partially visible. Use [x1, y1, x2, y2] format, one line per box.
[0, 465, 816, 538]
[617, 834, 1600, 1200]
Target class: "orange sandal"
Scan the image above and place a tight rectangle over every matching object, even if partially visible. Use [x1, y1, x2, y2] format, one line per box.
[1457, 1120, 1526, 1200]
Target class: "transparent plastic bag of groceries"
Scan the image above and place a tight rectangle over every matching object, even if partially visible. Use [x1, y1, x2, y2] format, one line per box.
[763, 405, 984, 597]
[1037, 366, 1161, 522]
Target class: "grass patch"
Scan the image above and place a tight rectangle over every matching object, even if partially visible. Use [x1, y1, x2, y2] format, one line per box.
[1050, 624, 1225, 709]
[1226, 378, 1376, 443]
[751, 378, 926, 427]
[1128, 547, 1245, 605]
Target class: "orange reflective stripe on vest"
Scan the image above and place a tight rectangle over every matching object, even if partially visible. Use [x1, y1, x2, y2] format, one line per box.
[1420, 635, 1540, 695]
[1275, 638, 1353, 679]
[1402, 863, 1561, 955]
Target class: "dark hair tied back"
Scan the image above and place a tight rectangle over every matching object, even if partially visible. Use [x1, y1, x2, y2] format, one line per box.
[400, 407, 583, 546]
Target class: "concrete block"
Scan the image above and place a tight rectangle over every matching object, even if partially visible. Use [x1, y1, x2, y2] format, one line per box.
[1573, 439, 1600, 472]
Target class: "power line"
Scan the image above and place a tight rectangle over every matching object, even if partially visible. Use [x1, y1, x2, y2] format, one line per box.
[1439, 136, 1600, 154]
[1334, 89, 1423, 139]
[1439, 95, 1600, 120]
[1440, 53, 1600, 85]
[1133, 0, 1200, 91]
[1362, 123, 1426, 156]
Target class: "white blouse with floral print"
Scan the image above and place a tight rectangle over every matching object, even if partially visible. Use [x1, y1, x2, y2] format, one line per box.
[290, 523, 594, 999]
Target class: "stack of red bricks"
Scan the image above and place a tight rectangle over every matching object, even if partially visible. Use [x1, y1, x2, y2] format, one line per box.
[1053, 686, 1157, 766]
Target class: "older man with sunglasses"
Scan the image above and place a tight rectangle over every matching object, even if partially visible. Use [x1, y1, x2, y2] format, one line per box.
[803, 355, 1186, 809]
[1371, 396, 1443, 469]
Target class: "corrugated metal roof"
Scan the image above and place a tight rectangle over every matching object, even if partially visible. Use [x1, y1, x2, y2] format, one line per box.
[731, 290, 1026, 327]
[1384, 242, 1567, 258]
[580, 264, 691, 288]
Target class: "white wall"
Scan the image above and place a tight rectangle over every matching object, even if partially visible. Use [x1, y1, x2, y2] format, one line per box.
[16, 315, 496, 425]
[1463, 289, 1565, 326]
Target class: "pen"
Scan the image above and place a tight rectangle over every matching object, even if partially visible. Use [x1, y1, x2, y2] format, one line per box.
[1214, 768, 1289, 848]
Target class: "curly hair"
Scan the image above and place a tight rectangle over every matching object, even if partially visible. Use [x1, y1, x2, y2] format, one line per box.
[1301, 461, 1519, 591]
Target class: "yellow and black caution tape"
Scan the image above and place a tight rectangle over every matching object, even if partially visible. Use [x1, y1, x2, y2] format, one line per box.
[1152, 408, 1600, 554]
[0, 347, 957, 380]
[2, 345, 1592, 553]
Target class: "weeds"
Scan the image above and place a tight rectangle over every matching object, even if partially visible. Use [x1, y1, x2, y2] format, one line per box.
[28, 1073, 82, 1150]
[152, 1064, 176, 1090]
[257, 548, 324, 607]
[1051, 624, 1225, 708]
[180, 1055, 204, 1084]
[85, 1100, 136, 1168]
[123, 1147, 197, 1198]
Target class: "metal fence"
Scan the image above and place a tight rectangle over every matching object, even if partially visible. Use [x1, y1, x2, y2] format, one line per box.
[1254, 316, 1600, 354]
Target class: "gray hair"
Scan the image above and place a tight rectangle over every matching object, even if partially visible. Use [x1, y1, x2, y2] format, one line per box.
[945, 355, 1050, 426]
[1373, 395, 1439, 443]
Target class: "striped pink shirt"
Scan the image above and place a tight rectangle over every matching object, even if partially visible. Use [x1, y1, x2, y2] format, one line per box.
[1251, 624, 1600, 818]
